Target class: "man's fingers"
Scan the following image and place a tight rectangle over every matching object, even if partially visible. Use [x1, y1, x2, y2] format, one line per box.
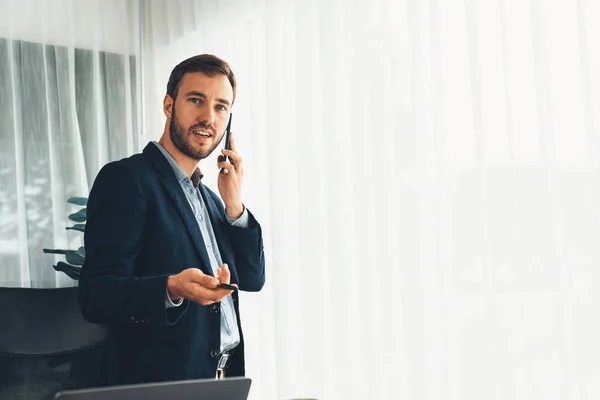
[180, 267, 234, 305]
[189, 284, 228, 304]
[217, 263, 231, 284]
[221, 149, 242, 166]
[187, 269, 219, 289]
[217, 160, 236, 175]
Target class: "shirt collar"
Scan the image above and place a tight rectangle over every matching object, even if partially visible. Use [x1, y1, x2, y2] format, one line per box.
[152, 141, 203, 187]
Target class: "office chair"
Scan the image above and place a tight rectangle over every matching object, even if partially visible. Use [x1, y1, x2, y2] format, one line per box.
[0, 287, 107, 399]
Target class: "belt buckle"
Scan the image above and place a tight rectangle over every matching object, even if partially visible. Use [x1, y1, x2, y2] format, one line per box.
[216, 350, 232, 380]
[217, 351, 230, 370]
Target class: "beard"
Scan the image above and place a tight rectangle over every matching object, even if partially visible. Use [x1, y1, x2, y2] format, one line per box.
[169, 106, 221, 161]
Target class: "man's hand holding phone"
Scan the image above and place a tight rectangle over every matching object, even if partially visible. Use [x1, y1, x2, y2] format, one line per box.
[217, 113, 244, 219]
[167, 264, 236, 306]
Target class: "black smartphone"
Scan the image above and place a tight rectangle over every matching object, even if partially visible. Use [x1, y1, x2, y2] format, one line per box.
[222, 113, 233, 163]
[217, 282, 238, 291]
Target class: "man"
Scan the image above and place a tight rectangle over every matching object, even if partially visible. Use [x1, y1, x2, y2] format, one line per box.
[78, 54, 265, 385]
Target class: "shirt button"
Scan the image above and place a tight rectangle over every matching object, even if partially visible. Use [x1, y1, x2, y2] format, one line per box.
[196, 215, 202, 221]
[210, 349, 220, 359]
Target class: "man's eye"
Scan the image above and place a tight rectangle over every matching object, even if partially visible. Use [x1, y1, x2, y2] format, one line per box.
[216, 104, 226, 111]
[190, 98, 201, 104]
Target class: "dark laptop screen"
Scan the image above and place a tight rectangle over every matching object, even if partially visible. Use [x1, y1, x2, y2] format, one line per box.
[54, 377, 251, 400]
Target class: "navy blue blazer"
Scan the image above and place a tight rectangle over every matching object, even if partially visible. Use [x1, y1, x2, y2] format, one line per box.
[78, 143, 265, 385]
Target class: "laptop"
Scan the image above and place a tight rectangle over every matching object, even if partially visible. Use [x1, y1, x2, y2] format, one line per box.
[54, 377, 251, 400]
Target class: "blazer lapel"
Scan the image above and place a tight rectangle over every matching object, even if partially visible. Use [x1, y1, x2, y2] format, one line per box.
[144, 144, 215, 276]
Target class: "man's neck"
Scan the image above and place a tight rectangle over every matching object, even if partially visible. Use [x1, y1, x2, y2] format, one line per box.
[158, 136, 199, 178]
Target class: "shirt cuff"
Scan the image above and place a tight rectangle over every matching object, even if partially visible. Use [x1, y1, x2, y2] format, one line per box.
[226, 204, 249, 227]
[165, 281, 184, 308]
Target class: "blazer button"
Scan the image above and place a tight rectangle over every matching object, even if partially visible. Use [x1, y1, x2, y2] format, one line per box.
[210, 349, 220, 359]
[210, 304, 219, 313]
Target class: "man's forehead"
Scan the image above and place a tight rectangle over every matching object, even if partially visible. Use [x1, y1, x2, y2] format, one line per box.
[179, 72, 233, 100]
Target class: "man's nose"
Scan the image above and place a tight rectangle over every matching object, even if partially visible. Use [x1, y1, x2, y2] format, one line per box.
[198, 107, 215, 125]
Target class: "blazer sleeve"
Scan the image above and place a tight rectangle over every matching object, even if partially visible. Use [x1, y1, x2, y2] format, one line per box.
[225, 208, 266, 292]
[78, 161, 187, 330]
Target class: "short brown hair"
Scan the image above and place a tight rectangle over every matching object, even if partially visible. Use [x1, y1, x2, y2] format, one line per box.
[166, 54, 237, 103]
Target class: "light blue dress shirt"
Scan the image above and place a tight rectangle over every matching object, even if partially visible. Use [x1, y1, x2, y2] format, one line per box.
[153, 141, 247, 352]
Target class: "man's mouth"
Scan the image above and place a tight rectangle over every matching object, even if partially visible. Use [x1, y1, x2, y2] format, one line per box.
[192, 129, 212, 137]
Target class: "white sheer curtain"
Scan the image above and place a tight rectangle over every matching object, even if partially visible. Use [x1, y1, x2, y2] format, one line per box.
[145, 1, 600, 399]
[0, 0, 140, 288]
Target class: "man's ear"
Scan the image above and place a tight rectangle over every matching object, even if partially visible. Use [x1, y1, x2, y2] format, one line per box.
[163, 95, 174, 118]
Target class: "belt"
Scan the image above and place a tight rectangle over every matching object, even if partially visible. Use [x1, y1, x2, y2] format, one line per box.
[216, 350, 233, 380]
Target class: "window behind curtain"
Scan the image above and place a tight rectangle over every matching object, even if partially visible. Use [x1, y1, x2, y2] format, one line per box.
[0, 39, 138, 288]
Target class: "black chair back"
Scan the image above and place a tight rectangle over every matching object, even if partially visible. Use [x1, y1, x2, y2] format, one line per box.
[0, 287, 107, 400]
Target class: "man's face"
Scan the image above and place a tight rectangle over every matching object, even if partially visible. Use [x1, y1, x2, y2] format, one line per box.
[166, 72, 233, 161]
